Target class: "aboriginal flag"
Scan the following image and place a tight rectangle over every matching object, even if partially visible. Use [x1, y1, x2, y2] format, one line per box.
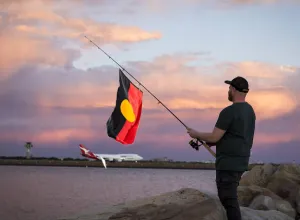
[106, 69, 143, 144]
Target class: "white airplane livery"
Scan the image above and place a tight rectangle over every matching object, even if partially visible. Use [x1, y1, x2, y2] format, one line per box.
[79, 144, 143, 168]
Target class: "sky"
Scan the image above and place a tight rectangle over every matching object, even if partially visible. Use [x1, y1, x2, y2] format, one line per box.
[0, 0, 299, 163]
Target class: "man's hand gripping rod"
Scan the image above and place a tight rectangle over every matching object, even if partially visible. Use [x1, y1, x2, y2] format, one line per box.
[84, 35, 216, 158]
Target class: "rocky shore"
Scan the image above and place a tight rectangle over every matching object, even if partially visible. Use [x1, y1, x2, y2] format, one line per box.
[59, 163, 300, 220]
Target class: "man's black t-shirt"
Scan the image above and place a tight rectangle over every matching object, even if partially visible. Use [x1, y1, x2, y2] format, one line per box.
[214, 102, 256, 171]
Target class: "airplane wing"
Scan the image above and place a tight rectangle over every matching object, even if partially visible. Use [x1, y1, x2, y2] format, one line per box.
[99, 156, 107, 169]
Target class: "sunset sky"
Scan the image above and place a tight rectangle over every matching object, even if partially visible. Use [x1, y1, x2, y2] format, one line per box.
[0, 0, 299, 163]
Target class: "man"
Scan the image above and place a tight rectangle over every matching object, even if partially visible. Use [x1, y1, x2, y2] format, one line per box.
[187, 76, 256, 220]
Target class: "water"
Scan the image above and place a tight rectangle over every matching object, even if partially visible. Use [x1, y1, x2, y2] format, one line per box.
[0, 166, 217, 220]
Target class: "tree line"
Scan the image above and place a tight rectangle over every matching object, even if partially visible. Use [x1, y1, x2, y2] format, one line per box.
[0, 156, 89, 161]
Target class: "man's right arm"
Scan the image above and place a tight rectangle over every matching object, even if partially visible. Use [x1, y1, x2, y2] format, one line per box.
[206, 142, 216, 147]
[187, 106, 233, 145]
[209, 106, 233, 146]
[215, 106, 233, 132]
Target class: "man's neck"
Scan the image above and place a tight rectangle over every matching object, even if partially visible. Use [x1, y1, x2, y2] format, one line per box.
[233, 97, 246, 103]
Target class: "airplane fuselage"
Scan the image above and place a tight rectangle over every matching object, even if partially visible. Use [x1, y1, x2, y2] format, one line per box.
[94, 153, 143, 162]
[79, 144, 143, 164]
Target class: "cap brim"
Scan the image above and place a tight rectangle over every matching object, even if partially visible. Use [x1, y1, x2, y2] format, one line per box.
[224, 80, 231, 85]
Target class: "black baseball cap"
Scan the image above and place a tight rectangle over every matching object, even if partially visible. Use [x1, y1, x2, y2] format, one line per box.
[225, 76, 249, 93]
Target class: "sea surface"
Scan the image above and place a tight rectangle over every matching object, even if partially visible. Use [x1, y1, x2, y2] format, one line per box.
[0, 165, 217, 220]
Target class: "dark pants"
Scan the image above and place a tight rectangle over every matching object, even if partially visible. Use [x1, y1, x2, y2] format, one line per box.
[216, 170, 244, 220]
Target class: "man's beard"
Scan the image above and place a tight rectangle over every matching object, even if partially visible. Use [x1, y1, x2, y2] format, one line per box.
[228, 91, 233, 101]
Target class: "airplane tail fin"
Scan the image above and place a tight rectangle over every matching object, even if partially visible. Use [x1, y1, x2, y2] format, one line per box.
[79, 144, 86, 155]
[79, 144, 87, 149]
[79, 144, 107, 169]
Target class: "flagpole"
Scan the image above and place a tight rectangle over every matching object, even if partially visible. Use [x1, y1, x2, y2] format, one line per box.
[84, 35, 216, 158]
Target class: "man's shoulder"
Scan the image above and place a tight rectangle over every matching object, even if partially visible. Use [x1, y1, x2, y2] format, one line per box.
[229, 102, 255, 111]
[242, 102, 256, 116]
[219, 102, 255, 118]
[220, 104, 234, 114]
[243, 101, 254, 108]
[217, 105, 234, 122]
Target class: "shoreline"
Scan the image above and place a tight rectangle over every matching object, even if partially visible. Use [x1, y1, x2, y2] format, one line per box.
[0, 159, 265, 170]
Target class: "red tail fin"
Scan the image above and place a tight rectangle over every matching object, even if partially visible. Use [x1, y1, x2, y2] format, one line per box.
[79, 144, 88, 155]
[79, 144, 98, 160]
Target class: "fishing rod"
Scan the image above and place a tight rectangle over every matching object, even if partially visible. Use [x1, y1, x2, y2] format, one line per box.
[84, 35, 216, 158]
[84, 36, 186, 128]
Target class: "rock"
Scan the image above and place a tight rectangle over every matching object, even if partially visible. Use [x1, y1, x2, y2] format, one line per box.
[238, 185, 296, 218]
[239, 163, 300, 219]
[276, 164, 300, 184]
[275, 199, 297, 219]
[238, 185, 282, 206]
[240, 163, 277, 187]
[296, 189, 300, 214]
[249, 195, 276, 210]
[241, 206, 294, 220]
[59, 188, 293, 220]
[266, 164, 300, 208]
[248, 194, 296, 218]
[108, 198, 224, 220]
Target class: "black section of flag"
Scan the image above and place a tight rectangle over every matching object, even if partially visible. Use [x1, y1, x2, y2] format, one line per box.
[106, 69, 130, 139]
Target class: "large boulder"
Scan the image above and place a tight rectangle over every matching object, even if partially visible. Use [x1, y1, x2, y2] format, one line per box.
[241, 206, 294, 220]
[240, 163, 277, 187]
[238, 185, 282, 206]
[266, 164, 300, 209]
[249, 195, 296, 218]
[238, 185, 296, 218]
[58, 188, 293, 220]
[239, 163, 300, 219]
[297, 189, 300, 214]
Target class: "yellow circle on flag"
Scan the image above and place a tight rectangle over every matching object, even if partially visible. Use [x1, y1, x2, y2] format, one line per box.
[120, 99, 136, 123]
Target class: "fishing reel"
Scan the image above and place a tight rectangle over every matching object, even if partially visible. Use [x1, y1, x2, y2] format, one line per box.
[189, 138, 203, 151]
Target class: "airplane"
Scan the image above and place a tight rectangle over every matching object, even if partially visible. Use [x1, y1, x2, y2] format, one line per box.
[79, 144, 143, 168]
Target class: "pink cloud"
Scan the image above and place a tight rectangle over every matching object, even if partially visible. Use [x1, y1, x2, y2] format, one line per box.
[222, 61, 298, 88]
[2, 0, 161, 45]
[121, 0, 298, 13]
[10, 53, 296, 123]
[0, 0, 161, 80]
[253, 130, 300, 148]
[34, 128, 102, 144]
[0, 31, 76, 80]
[1, 0, 299, 152]
[137, 133, 188, 144]
[0, 128, 103, 146]
[247, 87, 298, 120]
[225, 0, 294, 4]
[127, 56, 299, 121]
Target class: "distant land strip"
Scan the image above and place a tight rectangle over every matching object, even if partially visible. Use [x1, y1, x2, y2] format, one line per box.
[0, 157, 271, 170]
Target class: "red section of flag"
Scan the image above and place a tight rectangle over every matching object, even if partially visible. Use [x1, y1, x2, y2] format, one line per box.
[116, 83, 143, 144]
